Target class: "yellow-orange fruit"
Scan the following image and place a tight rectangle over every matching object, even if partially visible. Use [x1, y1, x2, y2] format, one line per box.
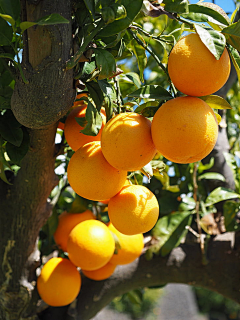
[53, 210, 95, 252]
[108, 223, 144, 265]
[82, 262, 116, 281]
[101, 112, 156, 171]
[67, 141, 127, 201]
[64, 105, 106, 151]
[73, 93, 88, 107]
[108, 185, 159, 235]
[37, 257, 81, 307]
[67, 220, 115, 270]
[151, 96, 218, 164]
[98, 179, 131, 205]
[168, 33, 230, 96]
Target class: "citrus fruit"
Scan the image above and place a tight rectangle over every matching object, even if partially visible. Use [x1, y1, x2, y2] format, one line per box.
[73, 93, 88, 107]
[151, 96, 218, 164]
[108, 222, 144, 265]
[82, 261, 116, 281]
[168, 32, 230, 96]
[67, 141, 127, 201]
[64, 105, 106, 151]
[67, 220, 115, 270]
[108, 185, 159, 235]
[101, 112, 156, 171]
[37, 257, 81, 307]
[53, 210, 95, 252]
[98, 179, 131, 205]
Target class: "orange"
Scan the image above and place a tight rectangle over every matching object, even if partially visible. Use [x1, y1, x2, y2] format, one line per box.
[81, 261, 116, 281]
[67, 220, 115, 270]
[101, 112, 156, 171]
[37, 257, 81, 307]
[98, 179, 131, 205]
[108, 222, 144, 265]
[67, 141, 127, 201]
[64, 105, 106, 151]
[151, 96, 218, 164]
[108, 185, 159, 235]
[53, 210, 95, 252]
[57, 121, 65, 130]
[168, 32, 230, 96]
[73, 93, 88, 107]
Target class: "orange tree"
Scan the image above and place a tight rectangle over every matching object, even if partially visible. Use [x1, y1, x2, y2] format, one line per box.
[0, 0, 240, 319]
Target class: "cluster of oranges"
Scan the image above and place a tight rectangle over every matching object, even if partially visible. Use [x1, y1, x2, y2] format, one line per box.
[37, 32, 231, 307]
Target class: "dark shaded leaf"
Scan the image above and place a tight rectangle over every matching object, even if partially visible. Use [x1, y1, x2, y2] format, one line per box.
[36, 13, 69, 25]
[0, 110, 23, 146]
[163, 0, 189, 14]
[223, 200, 240, 231]
[6, 128, 30, 165]
[0, 17, 13, 46]
[0, 0, 20, 21]
[86, 81, 104, 111]
[223, 21, 240, 52]
[80, 101, 103, 136]
[227, 46, 240, 84]
[83, 0, 95, 20]
[93, 48, 116, 80]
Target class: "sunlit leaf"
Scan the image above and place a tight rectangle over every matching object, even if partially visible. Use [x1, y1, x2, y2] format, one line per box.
[80, 101, 103, 136]
[198, 172, 225, 182]
[128, 85, 172, 100]
[199, 95, 232, 110]
[163, 0, 189, 14]
[93, 48, 116, 80]
[205, 187, 240, 207]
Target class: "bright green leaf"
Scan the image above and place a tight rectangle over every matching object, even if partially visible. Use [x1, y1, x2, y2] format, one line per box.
[0, 13, 15, 26]
[223, 20, 240, 52]
[205, 187, 240, 207]
[19, 21, 37, 32]
[194, 24, 226, 60]
[198, 172, 225, 182]
[227, 46, 240, 86]
[128, 34, 147, 82]
[199, 95, 232, 110]
[128, 85, 173, 100]
[152, 211, 192, 257]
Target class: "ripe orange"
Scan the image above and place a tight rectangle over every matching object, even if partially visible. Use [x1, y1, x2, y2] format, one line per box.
[37, 257, 81, 307]
[168, 32, 230, 96]
[73, 93, 88, 107]
[64, 105, 106, 151]
[81, 261, 116, 281]
[108, 185, 159, 235]
[151, 96, 218, 164]
[108, 222, 144, 265]
[53, 210, 95, 252]
[98, 179, 131, 205]
[67, 141, 127, 201]
[101, 112, 156, 171]
[67, 220, 115, 270]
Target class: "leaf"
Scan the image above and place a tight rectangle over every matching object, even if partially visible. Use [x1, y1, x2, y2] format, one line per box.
[194, 24, 226, 60]
[0, 0, 20, 21]
[80, 101, 103, 136]
[223, 200, 240, 231]
[6, 128, 30, 166]
[0, 17, 13, 46]
[36, 13, 69, 25]
[181, 4, 229, 27]
[227, 46, 240, 86]
[19, 21, 37, 32]
[98, 0, 143, 37]
[199, 95, 232, 110]
[83, 0, 95, 20]
[152, 211, 192, 257]
[198, 172, 225, 182]
[125, 72, 141, 88]
[0, 13, 15, 26]
[222, 21, 240, 52]
[163, 0, 189, 14]
[205, 187, 240, 207]
[128, 85, 172, 100]
[98, 79, 116, 121]
[128, 34, 147, 82]
[134, 101, 159, 113]
[69, 194, 89, 213]
[86, 81, 104, 111]
[179, 196, 196, 211]
[0, 110, 23, 147]
[93, 48, 116, 80]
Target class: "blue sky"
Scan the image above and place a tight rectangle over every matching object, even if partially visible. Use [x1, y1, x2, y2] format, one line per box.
[189, 0, 236, 16]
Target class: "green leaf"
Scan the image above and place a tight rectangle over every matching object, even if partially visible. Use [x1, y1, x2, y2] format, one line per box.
[83, 0, 95, 20]
[86, 81, 104, 111]
[69, 194, 89, 213]
[36, 13, 69, 26]
[125, 72, 141, 88]
[98, 79, 116, 121]
[152, 211, 192, 257]
[6, 128, 30, 166]
[98, 0, 143, 37]
[0, 17, 13, 46]
[222, 21, 240, 51]
[128, 85, 173, 100]
[194, 24, 226, 60]
[0, 110, 23, 147]
[198, 172, 225, 182]
[205, 187, 240, 207]
[80, 101, 103, 136]
[128, 34, 147, 82]
[227, 46, 240, 87]
[93, 48, 116, 80]
[0, 161, 11, 184]
[181, 4, 229, 27]
[223, 200, 240, 231]
[163, 0, 189, 14]
[112, 4, 127, 21]
[178, 196, 196, 211]
[0, 13, 15, 26]
[0, 0, 20, 21]
[134, 101, 159, 113]
[199, 95, 232, 110]
[19, 21, 37, 32]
